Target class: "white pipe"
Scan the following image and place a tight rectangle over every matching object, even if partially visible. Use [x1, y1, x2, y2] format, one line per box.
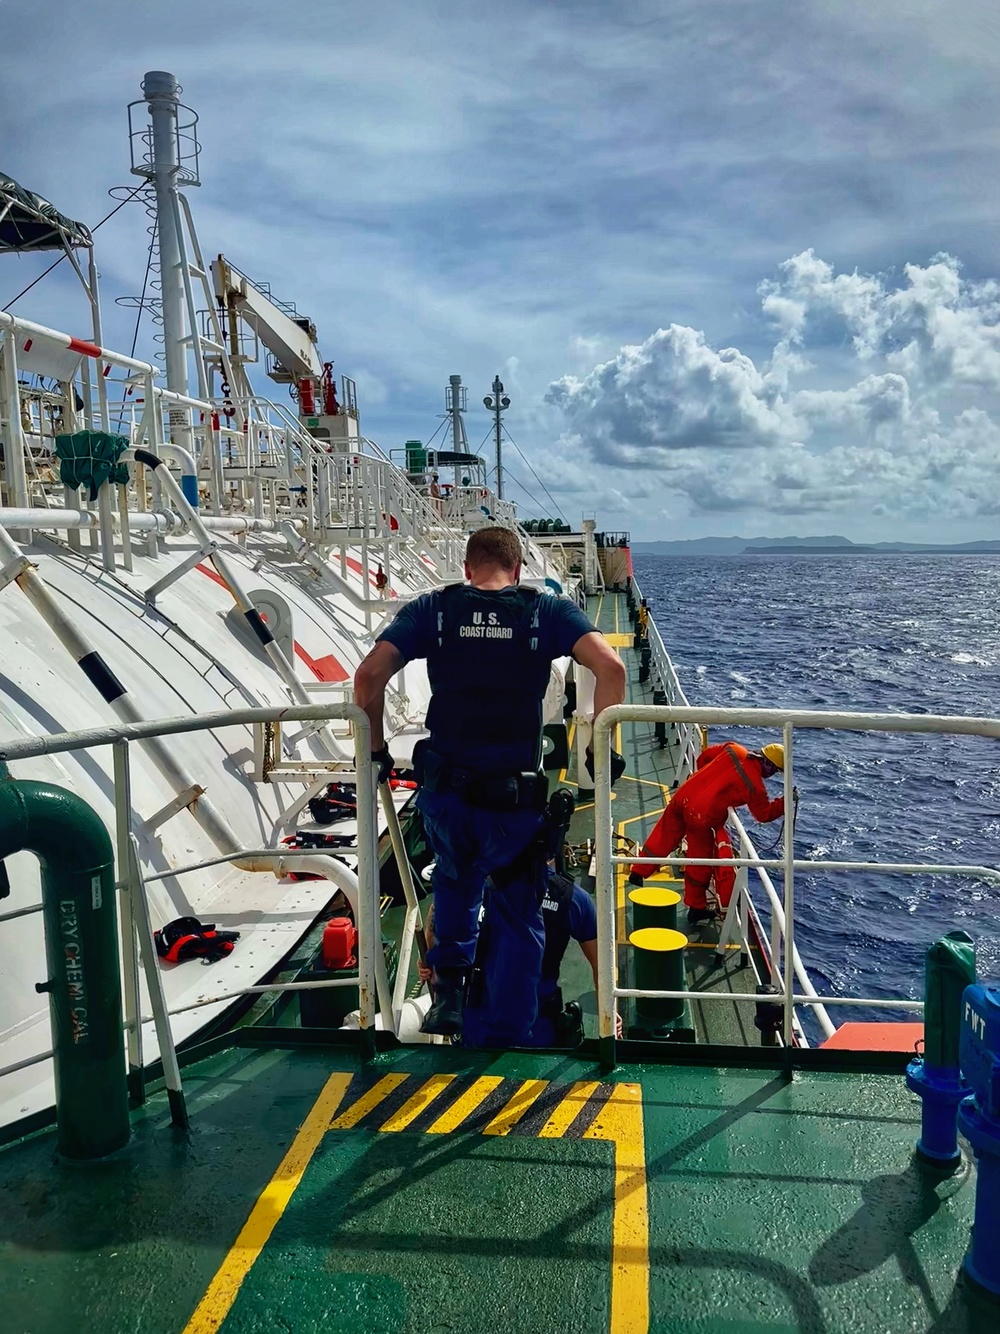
[0, 309, 157, 377]
[0, 506, 295, 537]
[236, 852, 359, 915]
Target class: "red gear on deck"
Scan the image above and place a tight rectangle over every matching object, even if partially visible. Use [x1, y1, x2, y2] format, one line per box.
[630, 742, 783, 908]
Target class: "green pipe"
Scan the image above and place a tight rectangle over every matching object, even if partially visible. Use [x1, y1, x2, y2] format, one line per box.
[0, 780, 129, 1159]
[923, 929, 976, 1069]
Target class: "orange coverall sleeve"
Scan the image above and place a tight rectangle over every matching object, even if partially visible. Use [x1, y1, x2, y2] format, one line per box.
[746, 784, 784, 823]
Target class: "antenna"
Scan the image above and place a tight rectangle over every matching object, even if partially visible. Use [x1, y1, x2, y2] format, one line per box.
[483, 375, 511, 499]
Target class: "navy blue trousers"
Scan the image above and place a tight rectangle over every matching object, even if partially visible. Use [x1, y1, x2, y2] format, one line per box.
[417, 787, 544, 1047]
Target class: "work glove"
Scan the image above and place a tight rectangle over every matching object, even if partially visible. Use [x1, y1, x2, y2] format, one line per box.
[585, 746, 627, 788]
[628, 870, 646, 887]
[371, 746, 394, 785]
[792, 785, 800, 802]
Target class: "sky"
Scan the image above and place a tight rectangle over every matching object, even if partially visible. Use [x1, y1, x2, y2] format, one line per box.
[2, 0, 1000, 542]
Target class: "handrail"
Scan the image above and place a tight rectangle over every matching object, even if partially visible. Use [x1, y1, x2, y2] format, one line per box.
[591, 700, 1000, 1062]
[0, 702, 383, 1098]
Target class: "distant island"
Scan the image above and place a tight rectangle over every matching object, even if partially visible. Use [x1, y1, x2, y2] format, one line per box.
[632, 535, 1000, 556]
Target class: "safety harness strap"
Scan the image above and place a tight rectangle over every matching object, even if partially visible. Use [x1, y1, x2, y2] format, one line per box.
[724, 743, 759, 803]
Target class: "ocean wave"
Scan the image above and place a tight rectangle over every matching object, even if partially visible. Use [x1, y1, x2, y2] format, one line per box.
[634, 550, 1000, 1013]
[950, 651, 993, 666]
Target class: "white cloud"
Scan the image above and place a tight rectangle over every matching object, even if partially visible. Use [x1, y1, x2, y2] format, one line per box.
[547, 250, 1000, 521]
[547, 325, 799, 462]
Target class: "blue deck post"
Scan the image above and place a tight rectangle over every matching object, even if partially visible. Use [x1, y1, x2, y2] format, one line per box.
[957, 983, 1000, 1302]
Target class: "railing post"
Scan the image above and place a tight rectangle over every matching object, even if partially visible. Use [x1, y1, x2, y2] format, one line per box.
[126, 834, 188, 1128]
[594, 707, 617, 1068]
[353, 714, 378, 1057]
[112, 739, 144, 1104]
[781, 720, 796, 1052]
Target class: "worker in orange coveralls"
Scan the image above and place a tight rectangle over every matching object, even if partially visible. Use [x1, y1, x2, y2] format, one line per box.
[629, 741, 787, 928]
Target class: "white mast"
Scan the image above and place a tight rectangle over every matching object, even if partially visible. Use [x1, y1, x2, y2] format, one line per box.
[445, 374, 468, 452]
[129, 71, 196, 399]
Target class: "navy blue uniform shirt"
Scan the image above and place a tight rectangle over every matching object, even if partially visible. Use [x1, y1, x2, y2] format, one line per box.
[540, 883, 598, 999]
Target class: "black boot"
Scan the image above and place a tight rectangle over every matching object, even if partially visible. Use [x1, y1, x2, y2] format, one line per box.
[421, 969, 465, 1036]
[687, 907, 714, 930]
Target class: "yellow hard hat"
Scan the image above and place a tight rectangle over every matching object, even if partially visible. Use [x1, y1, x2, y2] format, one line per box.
[761, 743, 785, 770]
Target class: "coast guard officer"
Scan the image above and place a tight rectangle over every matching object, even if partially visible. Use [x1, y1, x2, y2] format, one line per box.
[354, 526, 625, 1042]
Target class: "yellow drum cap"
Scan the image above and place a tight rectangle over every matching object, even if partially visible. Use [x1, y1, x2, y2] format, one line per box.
[628, 927, 688, 953]
[628, 887, 682, 909]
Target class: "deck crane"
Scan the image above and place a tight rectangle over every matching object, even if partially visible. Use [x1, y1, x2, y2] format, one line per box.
[211, 254, 360, 450]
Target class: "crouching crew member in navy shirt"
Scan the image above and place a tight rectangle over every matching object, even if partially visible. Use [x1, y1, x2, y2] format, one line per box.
[354, 526, 626, 1043]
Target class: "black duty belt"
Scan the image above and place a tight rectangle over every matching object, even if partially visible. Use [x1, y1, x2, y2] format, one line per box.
[415, 744, 547, 812]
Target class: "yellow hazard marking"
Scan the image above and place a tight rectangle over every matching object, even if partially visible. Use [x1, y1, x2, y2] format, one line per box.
[185, 1068, 651, 1334]
[584, 1082, 649, 1334]
[605, 632, 633, 647]
[482, 1078, 548, 1136]
[329, 1072, 409, 1129]
[426, 1073, 505, 1133]
[380, 1073, 456, 1131]
[538, 1080, 601, 1138]
[179, 1071, 352, 1334]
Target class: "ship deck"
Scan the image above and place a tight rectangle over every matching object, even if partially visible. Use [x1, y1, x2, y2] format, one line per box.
[0, 1040, 988, 1333]
[0, 588, 990, 1333]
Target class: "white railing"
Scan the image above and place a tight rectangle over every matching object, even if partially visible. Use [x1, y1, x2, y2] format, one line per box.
[592, 703, 1000, 1054]
[629, 574, 702, 775]
[0, 703, 382, 1114]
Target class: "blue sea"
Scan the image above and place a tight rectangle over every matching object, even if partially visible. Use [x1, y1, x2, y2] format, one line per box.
[633, 553, 1000, 1022]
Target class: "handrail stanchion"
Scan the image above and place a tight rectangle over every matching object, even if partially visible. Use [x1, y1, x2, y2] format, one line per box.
[594, 706, 617, 1068]
[781, 721, 796, 1050]
[112, 739, 144, 1103]
[380, 783, 426, 1029]
[353, 718, 379, 1055]
[126, 833, 188, 1128]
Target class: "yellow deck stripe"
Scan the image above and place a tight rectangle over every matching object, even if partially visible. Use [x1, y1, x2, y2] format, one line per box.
[425, 1074, 504, 1133]
[538, 1080, 601, 1138]
[180, 1071, 352, 1334]
[329, 1073, 409, 1129]
[379, 1074, 456, 1132]
[584, 1083, 649, 1334]
[605, 632, 632, 647]
[482, 1078, 548, 1136]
